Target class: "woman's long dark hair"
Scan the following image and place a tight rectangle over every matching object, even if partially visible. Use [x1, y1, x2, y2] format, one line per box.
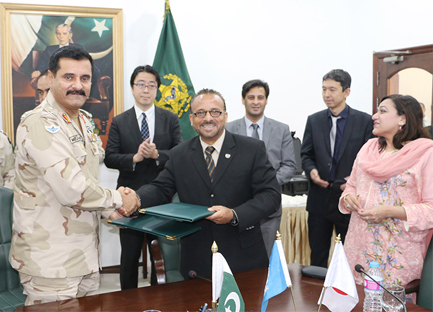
[378, 94, 431, 152]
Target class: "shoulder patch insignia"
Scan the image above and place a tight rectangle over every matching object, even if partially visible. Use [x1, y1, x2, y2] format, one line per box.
[45, 125, 60, 134]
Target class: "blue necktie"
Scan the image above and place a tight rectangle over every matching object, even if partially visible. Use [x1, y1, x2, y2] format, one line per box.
[141, 112, 149, 141]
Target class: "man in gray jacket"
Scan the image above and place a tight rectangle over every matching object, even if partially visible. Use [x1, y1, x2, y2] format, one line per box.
[226, 79, 297, 256]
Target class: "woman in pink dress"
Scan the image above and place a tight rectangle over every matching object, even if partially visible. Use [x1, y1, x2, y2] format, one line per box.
[340, 94, 433, 287]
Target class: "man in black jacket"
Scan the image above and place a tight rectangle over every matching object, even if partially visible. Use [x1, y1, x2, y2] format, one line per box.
[301, 69, 374, 268]
[104, 65, 182, 289]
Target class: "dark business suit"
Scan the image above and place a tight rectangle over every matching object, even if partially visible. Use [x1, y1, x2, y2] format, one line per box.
[226, 117, 296, 256]
[136, 131, 281, 278]
[301, 106, 373, 267]
[35, 44, 84, 73]
[104, 105, 182, 289]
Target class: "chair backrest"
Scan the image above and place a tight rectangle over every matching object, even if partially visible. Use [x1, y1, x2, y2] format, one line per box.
[418, 236, 433, 310]
[150, 238, 184, 284]
[0, 186, 26, 310]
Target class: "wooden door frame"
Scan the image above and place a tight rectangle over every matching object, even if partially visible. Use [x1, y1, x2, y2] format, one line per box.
[372, 44, 433, 114]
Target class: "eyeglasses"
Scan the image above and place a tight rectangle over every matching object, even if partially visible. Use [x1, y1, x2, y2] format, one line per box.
[133, 83, 158, 90]
[191, 110, 225, 118]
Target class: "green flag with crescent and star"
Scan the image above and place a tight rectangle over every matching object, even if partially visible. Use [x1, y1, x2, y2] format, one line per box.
[152, 0, 197, 141]
[217, 271, 245, 312]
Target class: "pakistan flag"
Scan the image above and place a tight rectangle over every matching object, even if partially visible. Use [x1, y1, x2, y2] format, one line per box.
[153, 1, 197, 141]
[217, 271, 245, 312]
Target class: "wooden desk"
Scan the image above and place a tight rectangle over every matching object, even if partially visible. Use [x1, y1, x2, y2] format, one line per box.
[15, 264, 429, 312]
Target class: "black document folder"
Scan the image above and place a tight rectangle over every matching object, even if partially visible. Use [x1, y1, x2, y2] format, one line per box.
[138, 202, 213, 222]
[109, 214, 201, 240]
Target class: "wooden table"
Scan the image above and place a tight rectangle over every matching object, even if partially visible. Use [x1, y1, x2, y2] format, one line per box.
[14, 264, 429, 311]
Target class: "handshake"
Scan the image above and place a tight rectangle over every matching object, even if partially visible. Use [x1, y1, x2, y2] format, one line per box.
[109, 187, 141, 220]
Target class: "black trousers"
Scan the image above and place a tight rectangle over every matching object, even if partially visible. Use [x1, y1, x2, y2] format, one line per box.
[308, 182, 351, 268]
[119, 228, 157, 290]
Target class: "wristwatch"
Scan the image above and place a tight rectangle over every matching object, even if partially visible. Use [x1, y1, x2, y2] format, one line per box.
[230, 209, 239, 226]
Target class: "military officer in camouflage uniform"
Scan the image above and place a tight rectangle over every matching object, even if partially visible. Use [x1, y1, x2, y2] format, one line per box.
[0, 130, 15, 189]
[9, 46, 139, 305]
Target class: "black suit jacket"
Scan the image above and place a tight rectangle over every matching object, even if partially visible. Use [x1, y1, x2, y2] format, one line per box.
[104, 106, 182, 190]
[301, 106, 373, 215]
[136, 131, 281, 278]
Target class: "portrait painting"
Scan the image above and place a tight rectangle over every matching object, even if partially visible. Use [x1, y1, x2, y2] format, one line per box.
[0, 3, 124, 147]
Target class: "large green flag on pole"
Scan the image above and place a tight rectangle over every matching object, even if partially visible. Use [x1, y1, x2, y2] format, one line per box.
[153, 0, 197, 141]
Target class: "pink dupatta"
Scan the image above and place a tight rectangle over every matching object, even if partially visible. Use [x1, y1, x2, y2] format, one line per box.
[358, 138, 433, 183]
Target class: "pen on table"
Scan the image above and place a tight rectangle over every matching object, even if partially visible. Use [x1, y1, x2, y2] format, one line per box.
[202, 303, 208, 312]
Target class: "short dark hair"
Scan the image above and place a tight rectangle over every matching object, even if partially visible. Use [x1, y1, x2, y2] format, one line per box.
[323, 69, 351, 91]
[48, 46, 93, 76]
[130, 65, 161, 88]
[190, 88, 226, 112]
[241, 79, 270, 99]
[378, 94, 431, 151]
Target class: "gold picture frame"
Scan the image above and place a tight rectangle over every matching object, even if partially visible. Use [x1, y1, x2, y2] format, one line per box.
[0, 3, 124, 147]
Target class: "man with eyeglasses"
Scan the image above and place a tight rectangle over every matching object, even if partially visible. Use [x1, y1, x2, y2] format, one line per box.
[133, 88, 281, 279]
[226, 79, 297, 257]
[104, 65, 182, 289]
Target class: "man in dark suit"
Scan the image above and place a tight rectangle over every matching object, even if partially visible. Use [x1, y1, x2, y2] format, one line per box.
[32, 24, 84, 79]
[301, 69, 373, 268]
[226, 79, 296, 257]
[135, 88, 281, 278]
[104, 65, 182, 289]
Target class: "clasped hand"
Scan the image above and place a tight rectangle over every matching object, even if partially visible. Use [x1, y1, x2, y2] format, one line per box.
[133, 138, 158, 163]
[113, 187, 140, 218]
[344, 193, 390, 223]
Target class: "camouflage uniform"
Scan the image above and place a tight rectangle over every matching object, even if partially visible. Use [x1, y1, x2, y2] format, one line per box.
[0, 130, 15, 189]
[9, 92, 122, 283]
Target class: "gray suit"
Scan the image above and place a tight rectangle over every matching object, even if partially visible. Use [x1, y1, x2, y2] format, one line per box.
[226, 116, 296, 256]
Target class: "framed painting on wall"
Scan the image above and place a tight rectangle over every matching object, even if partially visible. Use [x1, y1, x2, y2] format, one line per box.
[0, 3, 124, 147]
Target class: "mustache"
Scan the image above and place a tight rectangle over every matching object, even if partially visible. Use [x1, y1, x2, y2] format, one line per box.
[200, 121, 217, 126]
[66, 89, 86, 96]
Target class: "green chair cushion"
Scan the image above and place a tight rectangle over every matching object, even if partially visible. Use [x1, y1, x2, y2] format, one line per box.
[418, 237, 433, 310]
[0, 187, 26, 310]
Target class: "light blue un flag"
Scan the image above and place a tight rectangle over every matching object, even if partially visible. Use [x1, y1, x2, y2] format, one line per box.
[261, 240, 292, 312]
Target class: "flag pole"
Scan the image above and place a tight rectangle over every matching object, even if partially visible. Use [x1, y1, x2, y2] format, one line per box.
[318, 234, 341, 312]
[211, 241, 218, 312]
[276, 231, 298, 312]
[318, 286, 327, 312]
[289, 285, 298, 312]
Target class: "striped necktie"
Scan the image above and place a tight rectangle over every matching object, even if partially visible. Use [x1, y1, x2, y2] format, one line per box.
[205, 146, 216, 182]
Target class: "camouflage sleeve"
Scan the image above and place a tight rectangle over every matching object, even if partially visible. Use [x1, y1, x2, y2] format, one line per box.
[0, 132, 15, 189]
[20, 118, 122, 211]
[97, 135, 105, 164]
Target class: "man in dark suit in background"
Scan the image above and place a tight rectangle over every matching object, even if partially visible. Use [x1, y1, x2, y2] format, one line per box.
[135, 88, 281, 278]
[301, 69, 373, 268]
[104, 65, 182, 289]
[32, 24, 84, 79]
[226, 79, 296, 257]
